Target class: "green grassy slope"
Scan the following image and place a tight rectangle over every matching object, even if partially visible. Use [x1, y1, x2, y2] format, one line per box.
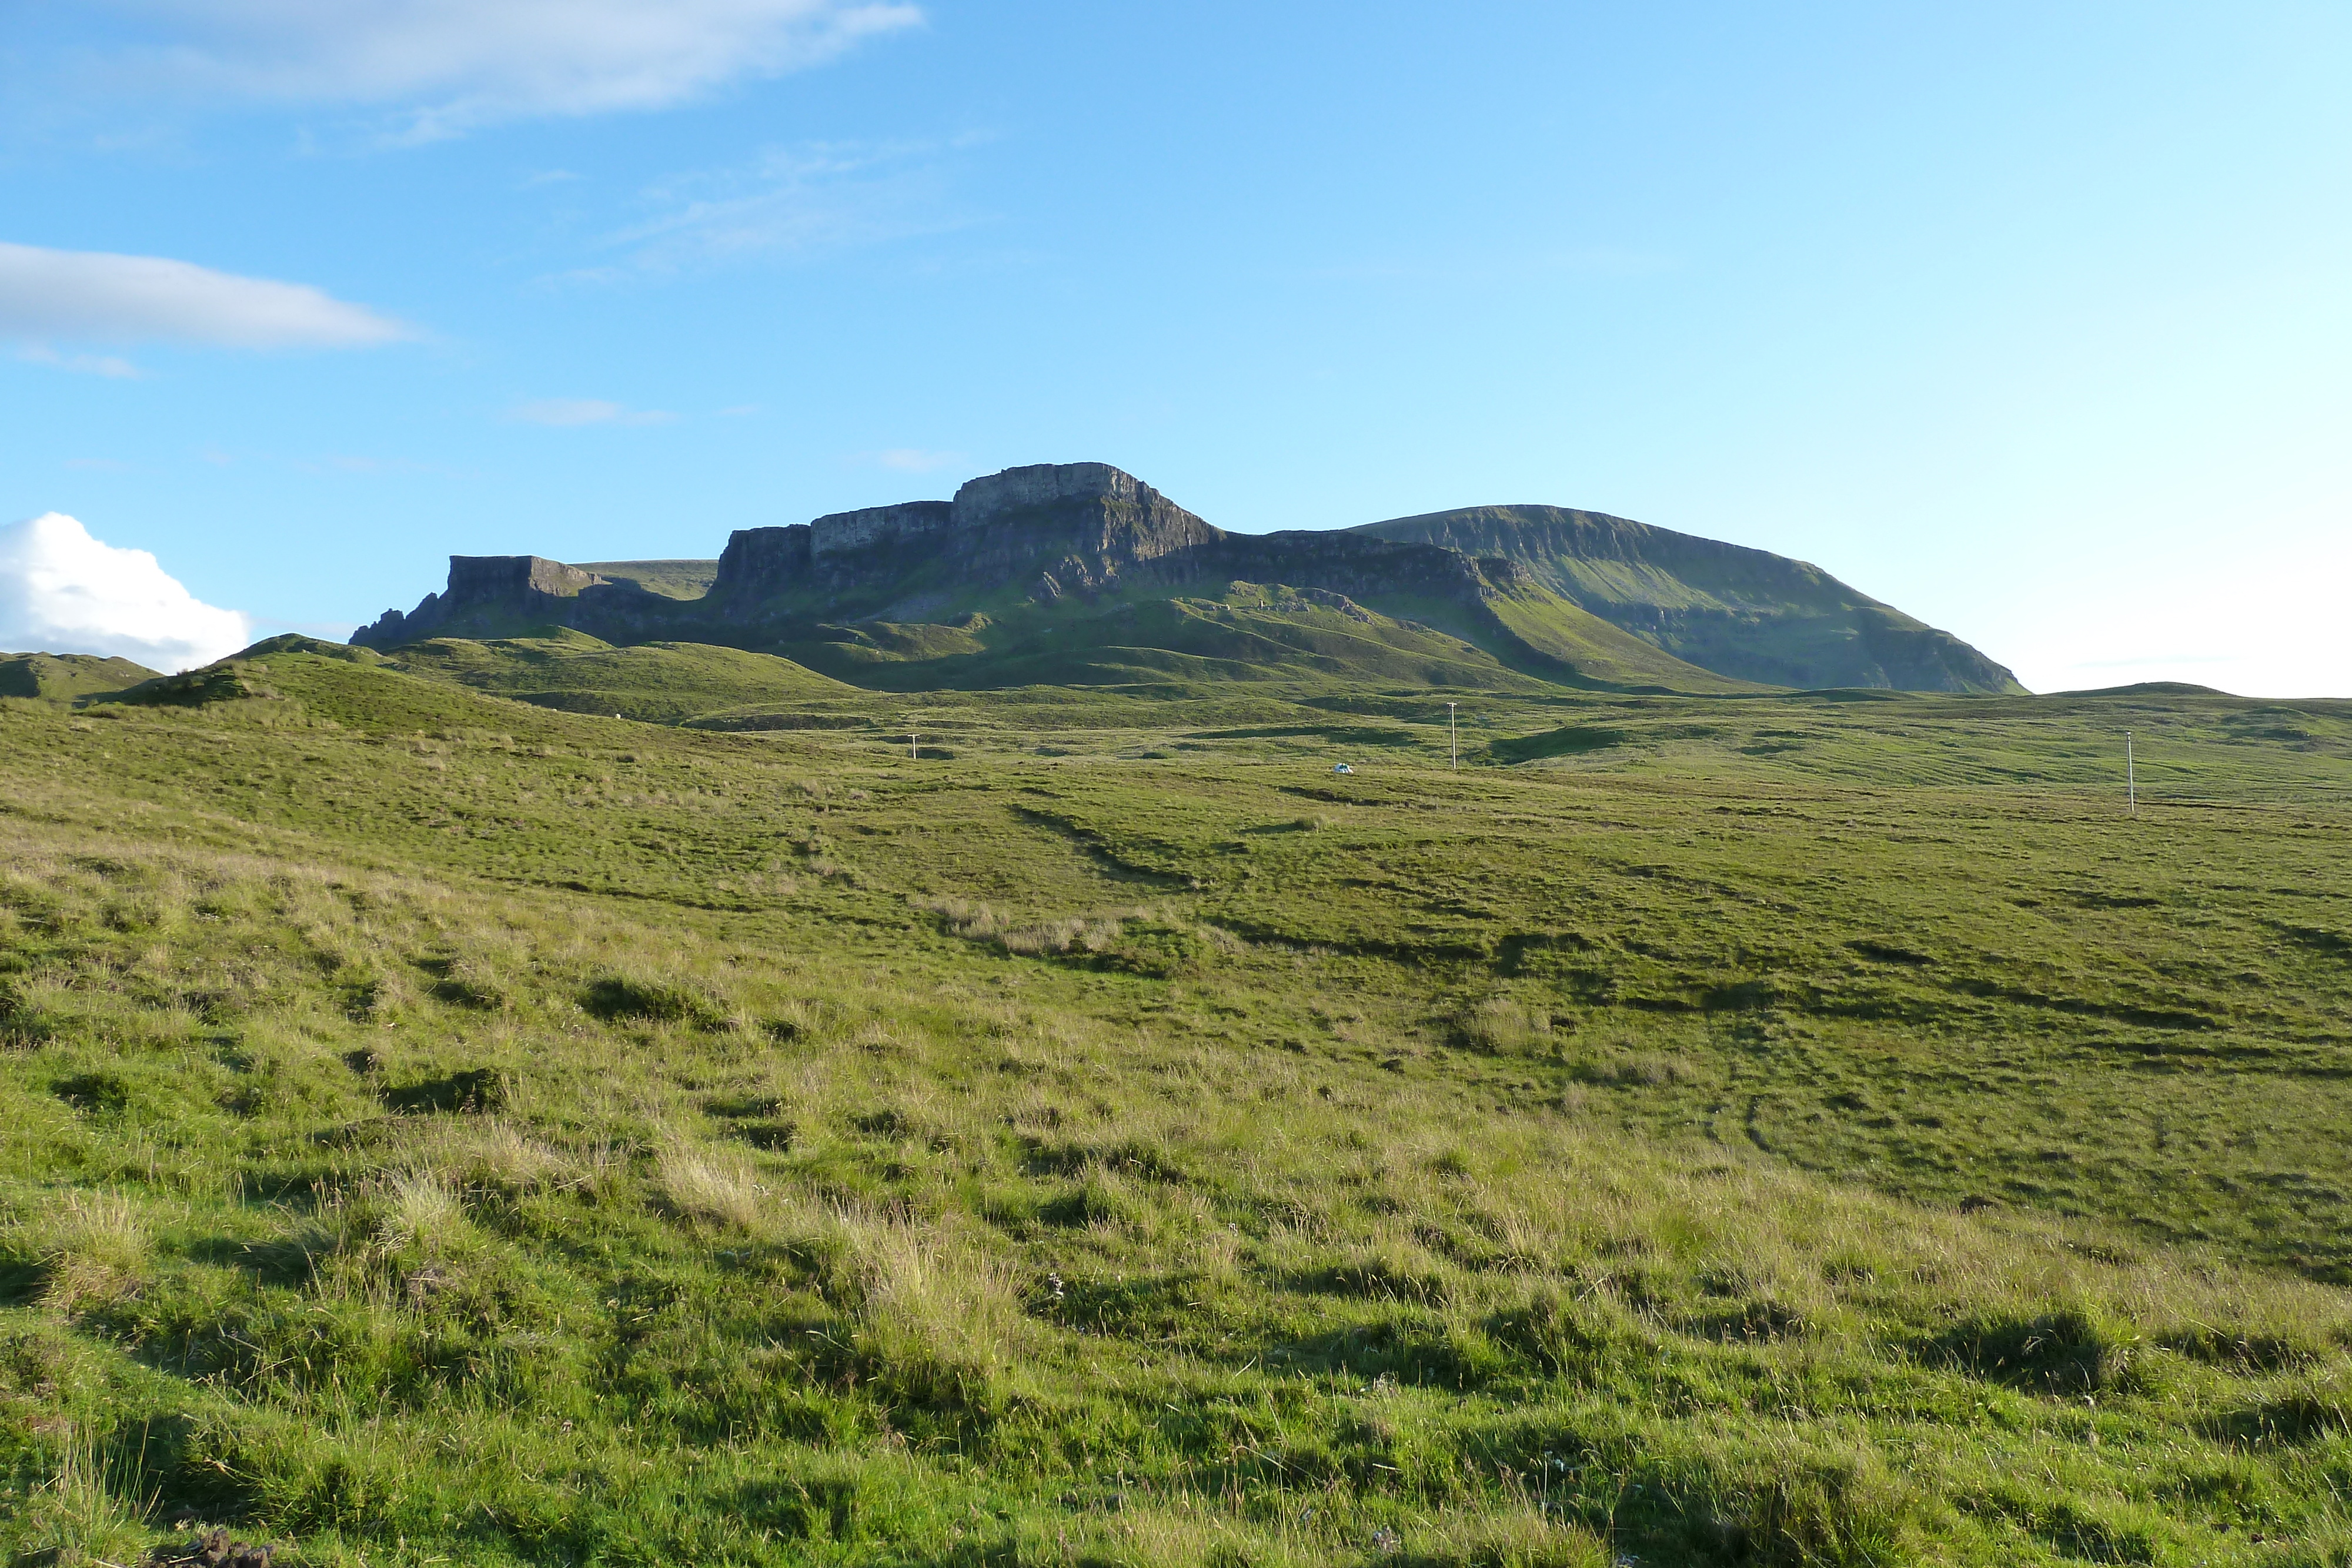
[4, 649, 2351, 1565]
[573, 559, 721, 599]
[1344, 582, 1761, 694]
[1355, 506, 2024, 695]
[0, 651, 162, 701]
[769, 592, 1566, 696]
[366, 553, 1750, 700]
[384, 631, 859, 724]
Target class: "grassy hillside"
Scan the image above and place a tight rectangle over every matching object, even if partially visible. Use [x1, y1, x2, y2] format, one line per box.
[791, 593, 1556, 695]
[384, 631, 860, 725]
[4, 648, 2351, 1566]
[923, 580, 1748, 697]
[1404, 583, 1758, 695]
[1355, 507, 2023, 696]
[0, 651, 161, 702]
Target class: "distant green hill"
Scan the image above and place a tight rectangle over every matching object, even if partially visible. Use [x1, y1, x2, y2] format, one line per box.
[0, 650, 160, 701]
[1354, 504, 2024, 694]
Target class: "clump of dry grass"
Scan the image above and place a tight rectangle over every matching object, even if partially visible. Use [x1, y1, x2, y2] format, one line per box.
[402, 1118, 582, 1196]
[843, 1212, 1024, 1409]
[9, 1422, 158, 1568]
[1001, 916, 1125, 956]
[1571, 1048, 1699, 1086]
[656, 1143, 769, 1231]
[33, 1192, 151, 1312]
[1459, 996, 1549, 1054]
[370, 1171, 470, 1257]
[914, 895, 1140, 957]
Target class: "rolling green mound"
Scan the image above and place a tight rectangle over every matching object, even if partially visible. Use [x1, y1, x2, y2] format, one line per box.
[1355, 504, 2025, 694]
[384, 631, 860, 725]
[0, 650, 161, 701]
[4, 643, 2351, 1565]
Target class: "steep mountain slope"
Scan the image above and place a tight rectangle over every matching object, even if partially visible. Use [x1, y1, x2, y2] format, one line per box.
[1355, 504, 2023, 693]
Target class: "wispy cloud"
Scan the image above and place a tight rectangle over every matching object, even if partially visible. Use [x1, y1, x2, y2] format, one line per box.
[84, 0, 923, 140]
[597, 135, 985, 272]
[15, 345, 145, 378]
[507, 397, 676, 427]
[0, 241, 410, 349]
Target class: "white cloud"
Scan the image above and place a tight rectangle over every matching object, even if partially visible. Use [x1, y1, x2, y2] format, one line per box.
[0, 241, 410, 348]
[0, 513, 250, 673]
[507, 397, 676, 427]
[101, 0, 924, 137]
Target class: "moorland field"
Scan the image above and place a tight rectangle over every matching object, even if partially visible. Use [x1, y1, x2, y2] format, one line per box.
[3, 637, 2350, 1566]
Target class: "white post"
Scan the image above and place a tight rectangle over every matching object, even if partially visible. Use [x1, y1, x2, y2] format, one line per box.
[1447, 701, 1459, 771]
[2127, 730, 2136, 816]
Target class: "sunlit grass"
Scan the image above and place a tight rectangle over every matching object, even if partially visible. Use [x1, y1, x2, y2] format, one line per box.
[1, 648, 2348, 1564]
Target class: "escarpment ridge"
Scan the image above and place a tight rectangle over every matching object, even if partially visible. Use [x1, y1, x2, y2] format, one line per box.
[352, 462, 2020, 694]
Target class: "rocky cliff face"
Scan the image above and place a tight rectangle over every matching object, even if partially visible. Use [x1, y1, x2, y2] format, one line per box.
[355, 554, 673, 647]
[809, 502, 954, 558]
[698, 463, 1224, 625]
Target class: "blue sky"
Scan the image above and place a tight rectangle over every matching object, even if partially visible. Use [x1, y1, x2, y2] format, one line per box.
[3, 2, 2347, 691]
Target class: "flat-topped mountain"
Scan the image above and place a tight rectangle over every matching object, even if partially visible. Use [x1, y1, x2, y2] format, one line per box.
[353, 462, 2019, 695]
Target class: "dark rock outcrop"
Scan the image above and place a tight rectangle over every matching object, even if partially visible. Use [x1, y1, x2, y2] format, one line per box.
[703, 463, 1222, 624]
[356, 554, 681, 647]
